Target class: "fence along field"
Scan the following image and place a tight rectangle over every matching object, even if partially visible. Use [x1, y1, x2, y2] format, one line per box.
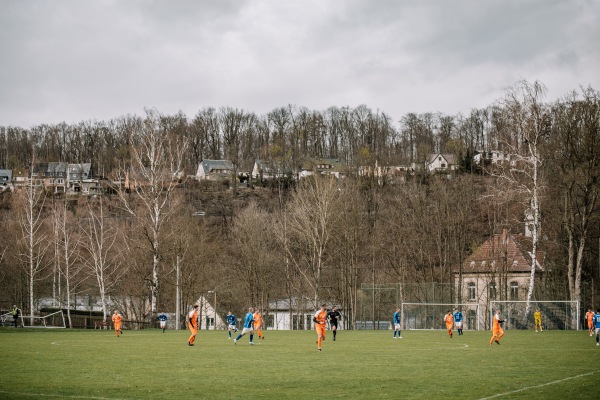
[0, 327, 598, 399]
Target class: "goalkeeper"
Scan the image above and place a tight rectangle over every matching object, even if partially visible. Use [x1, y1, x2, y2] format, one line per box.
[489, 309, 504, 345]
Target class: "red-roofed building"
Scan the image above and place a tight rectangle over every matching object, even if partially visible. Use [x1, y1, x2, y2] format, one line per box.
[455, 229, 544, 322]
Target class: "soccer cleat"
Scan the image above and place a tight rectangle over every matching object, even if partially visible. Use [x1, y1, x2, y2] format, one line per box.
[398, 336, 403, 339]
[318, 348, 321, 351]
[495, 340, 500, 345]
[233, 339, 237, 345]
[333, 337, 336, 341]
[250, 342, 254, 345]
[597, 343, 599, 346]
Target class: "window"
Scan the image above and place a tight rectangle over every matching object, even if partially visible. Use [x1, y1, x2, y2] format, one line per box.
[488, 282, 497, 300]
[510, 282, 519, 300]
[205, 316, 214, 329]
[266, 314, 274, 329]
[468, 282, 476, 301]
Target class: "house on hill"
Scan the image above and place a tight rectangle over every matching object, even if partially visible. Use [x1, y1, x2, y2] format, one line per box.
[455, 230, 544, 328]
[298, 158, 347, 179]
[427, 153, 456, 173]
[196, 159, 235, 180]
[251, 159, 294, 180]
[0, 169, 12, 192]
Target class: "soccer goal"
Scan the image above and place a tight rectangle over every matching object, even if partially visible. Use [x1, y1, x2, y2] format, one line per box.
[20, 311, 66, 328]
[489, 300, 580, 330]
[401, 303, 482, 330]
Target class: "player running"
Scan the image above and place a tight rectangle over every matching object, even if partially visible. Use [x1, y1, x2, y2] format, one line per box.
[585, 308, 595, 336]
[489, 309, 505, 345]
[313, 304, 328, 351]
[226, 311, 237, 339]
[453, 308, 464, 335]
[328, 306, 342, 341]
[253, 308, 265, 340]
[112, 310, 123, 337]
[594, 309, 600, 347]
[444, 310, 453, 338]
[234, 307, 254, 345]
[158, 312, 168, 333]
[393, 308, 402, 339]
[187, 304, 199, 346]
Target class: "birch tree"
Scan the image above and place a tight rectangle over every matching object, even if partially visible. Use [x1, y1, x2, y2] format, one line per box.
[80, 197, 124, 322]
[16, 168, 50, 321]
[548, 87, 600, 307]
[491, 80, 549, 317]
[117, 109, 188, 315]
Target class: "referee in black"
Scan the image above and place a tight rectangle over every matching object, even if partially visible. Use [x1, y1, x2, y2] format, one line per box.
[328, 306, 342, 341]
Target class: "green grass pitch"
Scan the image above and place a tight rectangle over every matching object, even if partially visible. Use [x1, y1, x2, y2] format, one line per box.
[0, 328, 598, 399]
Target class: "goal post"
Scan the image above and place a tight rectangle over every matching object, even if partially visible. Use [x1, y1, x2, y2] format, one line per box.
[401, 303, 482, 330]
[489, 300, 580, 330]
[20, 310, 66, 328]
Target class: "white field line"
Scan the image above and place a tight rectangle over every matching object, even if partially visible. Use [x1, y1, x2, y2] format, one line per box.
[0, 390, 128, 400]
[478, 370, 598, 399]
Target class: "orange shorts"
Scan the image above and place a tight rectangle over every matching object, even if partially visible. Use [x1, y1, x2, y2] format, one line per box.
[316, 324, 326, 337]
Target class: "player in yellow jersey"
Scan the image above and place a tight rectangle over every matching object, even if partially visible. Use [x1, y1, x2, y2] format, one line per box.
[489, 309, 505, 345]
[444, 310, 453, 338]
[313, 304, 328, 351]
[253, 308, 264, 340]
[534, 308, 543, 332]
[111, 310, 123, 337]
[187, 304, 199, 346]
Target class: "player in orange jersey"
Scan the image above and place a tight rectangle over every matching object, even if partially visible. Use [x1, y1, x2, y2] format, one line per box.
[253, 308, 264, 340]
[313, 304, 328, 351]
[111, 310, 123, 337]
[444, 310, 453, 338]
[585, 308, 595, 336]
[489, 309, 505, 345]
[187, 304, 199, 346]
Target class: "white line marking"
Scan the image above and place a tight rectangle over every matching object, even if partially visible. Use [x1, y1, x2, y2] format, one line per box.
[0, 390, 128, 400]
[478, 370, 598, 399]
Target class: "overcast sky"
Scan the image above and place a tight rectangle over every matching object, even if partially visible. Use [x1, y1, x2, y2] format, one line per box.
[1, 0, 598, 129]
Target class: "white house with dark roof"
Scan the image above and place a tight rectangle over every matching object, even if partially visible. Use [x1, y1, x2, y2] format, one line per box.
[196, 159, 235, 180]
[427, 153, 456, 173]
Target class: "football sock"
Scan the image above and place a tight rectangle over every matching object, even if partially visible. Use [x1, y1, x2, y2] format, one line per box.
[235, 334, 242, 341]
[333, 331, 337, 339]
[228, 331, 232, 338]
[250, 334, 254, 342]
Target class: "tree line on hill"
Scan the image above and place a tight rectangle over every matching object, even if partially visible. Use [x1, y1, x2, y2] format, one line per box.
[0, 80, 599, 328]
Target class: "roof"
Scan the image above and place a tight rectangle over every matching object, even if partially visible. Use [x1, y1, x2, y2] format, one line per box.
[460, 233, 544, 274]
[47, 162, 68, 175]
[429, 153, 456, 165]
[268, 297, 317, 311]
[299, 158, 346, 173]
[197, 159, 234, 176]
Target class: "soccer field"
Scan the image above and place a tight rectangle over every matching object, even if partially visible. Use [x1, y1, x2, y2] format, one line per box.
[0, 328, 598, 399]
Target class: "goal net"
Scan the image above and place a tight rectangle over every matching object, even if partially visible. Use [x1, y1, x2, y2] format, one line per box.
[20, 311, 66, 328]
[489, 300, 579, 330]
[401, 303, 482, 330]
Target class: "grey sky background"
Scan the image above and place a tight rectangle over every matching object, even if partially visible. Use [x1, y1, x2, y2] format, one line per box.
[1, 0, 598, 129]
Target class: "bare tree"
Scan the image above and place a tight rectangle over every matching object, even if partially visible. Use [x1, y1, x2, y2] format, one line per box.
[283, 175, 343, 307]
[547, 87, 600, 307]
[489, 80, 549, 317]
[117, 109, 188, 315]
[16, 167, 50, 321]
[53, 198, 86, 327]
[80, 197, 124, 322]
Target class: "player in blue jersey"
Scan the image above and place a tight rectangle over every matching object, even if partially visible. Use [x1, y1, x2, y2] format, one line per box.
[226, 311, 237, 339]
[453, 308, 464, 335]
[233, 307, 254, 345]
[393, 308, 402, 339]
[157, 312, 168, 333]
[594, 309, 600, 347]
